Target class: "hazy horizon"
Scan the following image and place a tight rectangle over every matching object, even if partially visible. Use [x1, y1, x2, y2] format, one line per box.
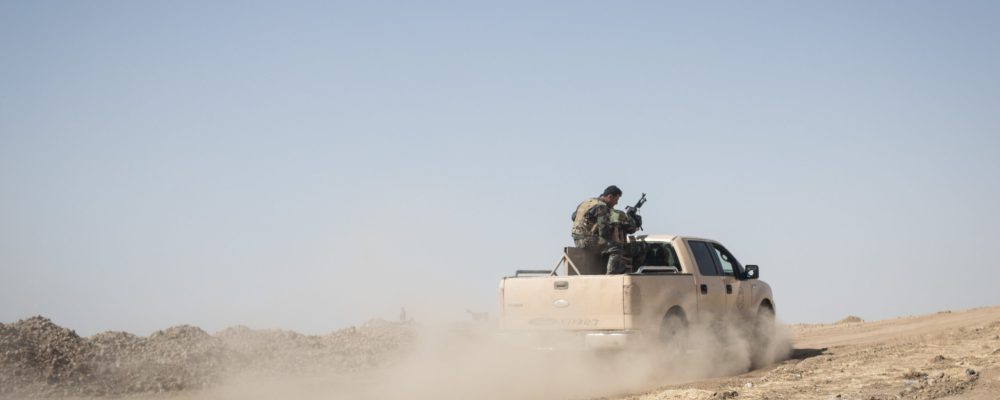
[2, 1, 999, 336]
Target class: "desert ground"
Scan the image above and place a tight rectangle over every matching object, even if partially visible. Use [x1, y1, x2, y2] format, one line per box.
[2, 306, 999, 400]
[616, 306, 1000, 400]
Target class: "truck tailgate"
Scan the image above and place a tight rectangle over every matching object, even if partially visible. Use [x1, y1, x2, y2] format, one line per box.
[501, 275, 626, 331]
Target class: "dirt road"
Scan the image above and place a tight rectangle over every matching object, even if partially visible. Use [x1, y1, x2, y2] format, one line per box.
[616, 306, 1000, 400]
[3, 306, 999, 400]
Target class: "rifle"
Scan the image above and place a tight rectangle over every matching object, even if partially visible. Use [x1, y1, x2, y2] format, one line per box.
[625, 193, 647, 231]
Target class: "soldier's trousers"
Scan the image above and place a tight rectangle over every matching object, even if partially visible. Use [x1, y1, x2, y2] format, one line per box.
[574, 237, 626, 274]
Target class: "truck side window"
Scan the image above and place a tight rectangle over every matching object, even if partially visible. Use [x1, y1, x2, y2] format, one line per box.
[689, 241, 721, 276]
[711, 244, 744, 277]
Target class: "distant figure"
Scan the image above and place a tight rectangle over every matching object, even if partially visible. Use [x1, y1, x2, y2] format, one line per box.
[399, 307, 407, 322]
[466, 309, 489, 321]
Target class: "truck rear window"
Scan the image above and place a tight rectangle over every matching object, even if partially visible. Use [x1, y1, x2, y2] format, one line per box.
[638, 243, 680, 269]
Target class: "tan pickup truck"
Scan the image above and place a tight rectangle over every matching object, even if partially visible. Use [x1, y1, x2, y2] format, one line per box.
[499, 234, 775, 350]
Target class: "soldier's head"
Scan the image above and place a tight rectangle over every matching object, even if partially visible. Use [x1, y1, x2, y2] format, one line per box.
[600, 185, 622, 207]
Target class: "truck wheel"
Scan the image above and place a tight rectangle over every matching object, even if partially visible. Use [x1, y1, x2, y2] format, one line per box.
[658, 313, 688, 348]
[751, 305, 775, 368]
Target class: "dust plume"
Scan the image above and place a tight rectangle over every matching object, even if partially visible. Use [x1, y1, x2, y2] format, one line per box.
[172, 318, 792, 400]
[0, 313, 790, 399]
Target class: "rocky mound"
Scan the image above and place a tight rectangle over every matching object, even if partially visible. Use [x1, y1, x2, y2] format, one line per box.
[0, 316, 415, 398]
[0, 316, 93, 396]
[88, 325, 227, 394]
[836, 315, 864, 324]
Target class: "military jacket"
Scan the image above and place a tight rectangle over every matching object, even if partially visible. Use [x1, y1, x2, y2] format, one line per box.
[571, 198, 612, 240]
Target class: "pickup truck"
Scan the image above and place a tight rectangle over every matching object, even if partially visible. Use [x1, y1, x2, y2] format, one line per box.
[498, 234, 775, 352]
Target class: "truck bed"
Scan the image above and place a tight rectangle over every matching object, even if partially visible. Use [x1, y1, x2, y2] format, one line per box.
[500, 273, 697, 333]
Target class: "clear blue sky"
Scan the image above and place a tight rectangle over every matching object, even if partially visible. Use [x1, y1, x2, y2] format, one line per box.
[2, 1, 998, 335]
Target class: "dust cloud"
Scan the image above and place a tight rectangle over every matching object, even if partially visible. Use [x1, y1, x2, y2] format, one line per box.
[0, 313, 790, 400]
[172, 318, 792, 400]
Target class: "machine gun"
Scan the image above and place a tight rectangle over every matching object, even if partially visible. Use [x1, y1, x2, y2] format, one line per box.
[625, 193, 647, 231]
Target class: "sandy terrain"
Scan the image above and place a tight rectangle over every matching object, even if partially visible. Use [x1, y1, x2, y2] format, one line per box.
[3, 306, 999, 400]
[616, 306, 1000, 400]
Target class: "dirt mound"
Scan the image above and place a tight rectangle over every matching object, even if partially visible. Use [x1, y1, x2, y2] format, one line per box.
[94, 324, 228, 394]
[326, 319, 414, 371]
[836, 315, 864, 324]
[214, 319, 412, 376]
[0, 316, 93, 396]
[0, 316, 416, 398]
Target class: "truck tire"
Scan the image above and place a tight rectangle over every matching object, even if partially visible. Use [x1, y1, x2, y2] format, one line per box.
[751, 304, 775, 369]
[658, 312, 688, 348]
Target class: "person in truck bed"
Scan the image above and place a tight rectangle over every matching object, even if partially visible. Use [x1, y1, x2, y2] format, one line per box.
[610, 208, 643, 270]
[571, 185, 633, 274]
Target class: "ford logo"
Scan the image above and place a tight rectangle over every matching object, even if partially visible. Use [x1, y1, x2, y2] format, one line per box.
[553, 299, 570, 308]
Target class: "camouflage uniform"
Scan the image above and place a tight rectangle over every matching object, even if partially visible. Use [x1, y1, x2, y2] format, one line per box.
[571, 198, 629, 274]
[610, 209, 648, 272]
[609, 209, 639, 244]
[571, 198, 606, 247]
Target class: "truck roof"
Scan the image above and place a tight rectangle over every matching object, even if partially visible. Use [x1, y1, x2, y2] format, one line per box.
[635, 234, 716, 243]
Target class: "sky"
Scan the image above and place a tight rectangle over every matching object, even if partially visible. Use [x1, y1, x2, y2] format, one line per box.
[1, 1, 998, 336]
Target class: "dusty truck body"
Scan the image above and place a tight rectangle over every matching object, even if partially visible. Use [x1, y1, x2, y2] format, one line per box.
[498, 234, 775, 349]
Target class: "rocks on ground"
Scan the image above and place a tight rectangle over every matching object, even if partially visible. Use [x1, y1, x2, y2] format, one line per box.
[0, 316, 415, 398]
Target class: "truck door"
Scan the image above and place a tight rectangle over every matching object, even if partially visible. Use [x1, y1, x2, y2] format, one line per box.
[687, 240, 727, 324]
[709, 243, 750, 313]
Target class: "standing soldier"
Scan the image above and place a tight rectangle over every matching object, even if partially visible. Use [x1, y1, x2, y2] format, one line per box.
[610, 208, 646, 270]
[571, 185, 629, 274]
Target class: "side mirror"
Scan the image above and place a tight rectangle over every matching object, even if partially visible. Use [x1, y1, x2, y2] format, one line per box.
[744, 265, 760, 280]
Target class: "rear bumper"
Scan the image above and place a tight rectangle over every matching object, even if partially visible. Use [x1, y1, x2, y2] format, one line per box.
[497, 330, 637, 351]
[582, 331, 634, 349]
